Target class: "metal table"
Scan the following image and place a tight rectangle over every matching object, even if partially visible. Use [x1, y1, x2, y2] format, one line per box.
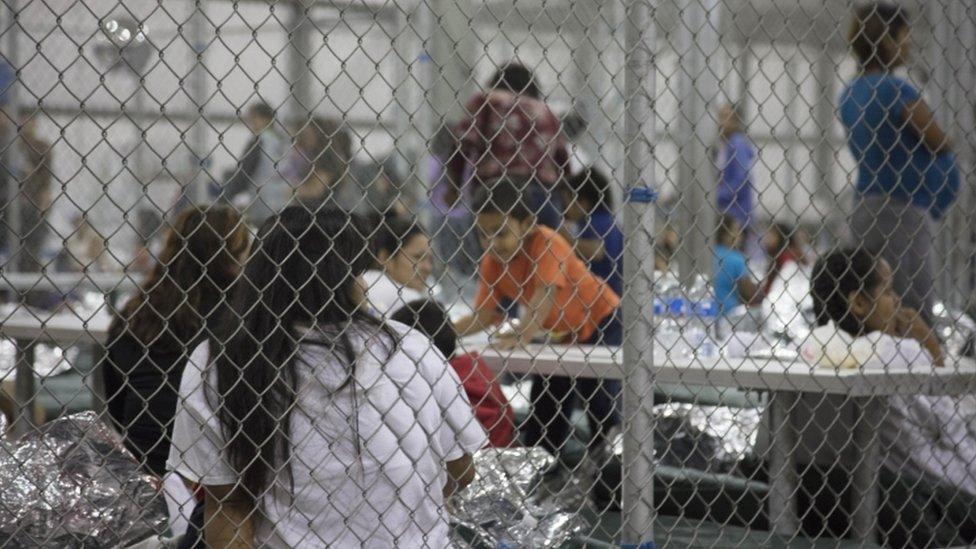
[0, 309, 111, 437]
[477, 344, 976, 543]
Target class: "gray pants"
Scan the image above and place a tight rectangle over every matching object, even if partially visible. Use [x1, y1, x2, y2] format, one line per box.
[849, 194, 935, 318]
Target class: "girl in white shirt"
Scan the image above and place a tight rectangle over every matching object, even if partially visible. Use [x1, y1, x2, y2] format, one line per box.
[363, 216, 434, 317]
[167, 207, 486, 548]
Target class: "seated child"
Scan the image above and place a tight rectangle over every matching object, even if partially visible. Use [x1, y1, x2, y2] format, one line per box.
[801, 248, 976, 546]
[363, 216, 432, 317]
[560, 167, 623, 297]
[392, 299, 515, 447]
[714, 215, 762, 314]
[454, 178, 621, 458]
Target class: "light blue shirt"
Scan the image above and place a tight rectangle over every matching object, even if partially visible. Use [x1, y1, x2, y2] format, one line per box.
[714, 244, 747, 314]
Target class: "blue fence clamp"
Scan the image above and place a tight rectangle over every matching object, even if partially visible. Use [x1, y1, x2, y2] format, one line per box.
[626, 186, 658, 204]
[620, 542, 656, 549]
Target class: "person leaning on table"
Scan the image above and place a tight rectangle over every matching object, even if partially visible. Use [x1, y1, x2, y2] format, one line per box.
[791, 247, 976, 548]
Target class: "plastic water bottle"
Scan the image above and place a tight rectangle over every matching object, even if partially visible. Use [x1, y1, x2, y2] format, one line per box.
[686, 275, 719, 358]
[654, 271, 686, 358]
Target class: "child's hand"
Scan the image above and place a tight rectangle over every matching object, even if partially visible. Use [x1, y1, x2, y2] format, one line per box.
[891, 307, 920, 338]
[894, 307, 945, 367]
[492, 335, 521, 351]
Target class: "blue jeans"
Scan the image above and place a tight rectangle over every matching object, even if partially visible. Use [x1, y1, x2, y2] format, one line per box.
[524, 309, 622, 456]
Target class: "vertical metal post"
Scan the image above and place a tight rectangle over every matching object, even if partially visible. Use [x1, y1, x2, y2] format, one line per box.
[673, 0, 721, 283]
[958, 2, 976, 301]
[426, 0, 474, 133]
[943, 0, 976, 306]
[287, 1, 315, 123]
[187, 1, 210, 204]
[767, 391, 799, 536]
[925, 0, 965, 305]
[390, 10, 424, 208]
[12, 341, 35, 438]
[733, 40, 751, 106]
[2, 0, 22, 271]
[783, 56, 801, 220]
[851, 397, 881, 543]
[569, 0, 612, 177]
[811, 51, 839, 244]
[621, 0, 656, 546]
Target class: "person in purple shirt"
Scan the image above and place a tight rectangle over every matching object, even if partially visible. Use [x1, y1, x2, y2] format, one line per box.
[427, 125, 481, 277]
[716, 103, 755, 232]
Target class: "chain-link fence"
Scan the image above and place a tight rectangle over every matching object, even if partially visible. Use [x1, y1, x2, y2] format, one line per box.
[1, 0, 975, 547]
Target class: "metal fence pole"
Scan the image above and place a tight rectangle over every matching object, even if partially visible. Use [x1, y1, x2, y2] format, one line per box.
[621, 0, 656, 546]
[286, 1, 314, 124]
[427, 0, 473, 132]
[811, 51, 839, 242]
[927, 0, 955, 305]
[943, 0, 976, 307]
[187, 1, 210, 205]
[673, 0, 721, 282]
[2, 0, 22, 271]
[569, 0, 611, 178]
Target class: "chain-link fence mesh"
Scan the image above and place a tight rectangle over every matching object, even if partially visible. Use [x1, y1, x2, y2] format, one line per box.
[0, 0, 975, 547]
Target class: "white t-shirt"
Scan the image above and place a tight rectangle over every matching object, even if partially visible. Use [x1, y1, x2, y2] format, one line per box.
[762, 260, 812, 339]
[362, 269, 425, 318]
[800, 322, 976, 495]
[167, 322, 487, 548]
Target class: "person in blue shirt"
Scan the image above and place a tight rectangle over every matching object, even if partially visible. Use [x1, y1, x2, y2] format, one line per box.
[714, 216, 762, 315]
[561, 167, 624, 297]
[716, 103, 755, 232]
[839, 3, 958, 319]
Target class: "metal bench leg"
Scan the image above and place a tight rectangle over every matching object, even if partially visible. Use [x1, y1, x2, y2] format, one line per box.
[12, 340, 36, 438]
[768, 390, 799, 536]
[851, 397, 880, 543]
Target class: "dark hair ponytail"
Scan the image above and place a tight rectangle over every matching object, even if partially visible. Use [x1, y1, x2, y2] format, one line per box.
[212, 207, 395, 501]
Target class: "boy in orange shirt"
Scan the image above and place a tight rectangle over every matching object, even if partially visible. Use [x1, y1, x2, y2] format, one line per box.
[455, 178, 621, 459]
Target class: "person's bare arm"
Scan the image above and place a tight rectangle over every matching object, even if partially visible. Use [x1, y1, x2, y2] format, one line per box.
[903, 99, 952, 154]
[443, 453, 476, 499]
[203, 484, 254, 549]
[495, 283, 557, 349]
[454, 307, 498, 337]
[573, 237, 606, 262]
[893, 308, 945, 367]
[557, 225, 575, 244]
[737, 277, 764, 307]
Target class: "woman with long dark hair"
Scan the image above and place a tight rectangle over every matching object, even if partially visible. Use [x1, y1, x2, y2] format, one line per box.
[103, 206, 248, 476]
[167, 207, 484, 548]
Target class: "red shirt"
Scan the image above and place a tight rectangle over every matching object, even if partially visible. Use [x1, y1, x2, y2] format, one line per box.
[455, 90, 569, 186]
[450, 353, 515, 447]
